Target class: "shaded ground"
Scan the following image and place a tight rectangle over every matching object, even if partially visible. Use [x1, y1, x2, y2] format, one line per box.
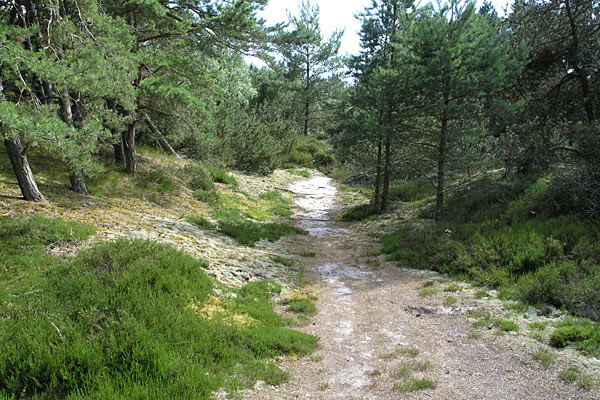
[243, 176, 600, 400]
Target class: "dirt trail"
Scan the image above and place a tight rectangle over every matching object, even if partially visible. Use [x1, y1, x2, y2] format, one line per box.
[244, 176, 599, 400]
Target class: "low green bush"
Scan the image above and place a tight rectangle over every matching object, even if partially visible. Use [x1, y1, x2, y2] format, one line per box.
[389, 181, 436, 202]
[259, 191, 293, 217]
[0, 240, 316, 398]
[184, 163, 215, 191]
[204, 163, 238, 186]
[380, 175, 600, 322]
[284, 298, 317, 316]
[341, 204, 378, 222]
[218, 220, 305, 247]
[193, 189, 220, 205]
[185, 215, 214, 229]
[549, 319, 600, 356]
[143, 169, 176, 193]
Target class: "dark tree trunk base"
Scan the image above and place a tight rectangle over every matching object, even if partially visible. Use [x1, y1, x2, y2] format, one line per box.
[122, 123, 137, 175]
[4, 137, 46, 202]
[69, 170, 89, 195]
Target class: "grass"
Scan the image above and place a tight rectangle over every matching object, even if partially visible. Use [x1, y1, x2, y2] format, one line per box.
[0, 229, 317, 399]
[218, 220, 305, 247]
[444, 283, 462, 292]
[299, 251, 316, 257]
[443, 296, 458, 307]
[382, 347, 420, 359]
[549, 319, 600, 356]
[533, 347, 554, 368]
[558, 366, 594, 390]
[494, 318, 520, 332]
[185, 215, 214, 229]
[258, 191, 293, 217]
[287, 168, 311, 178]
[193, 188, 220, 205]
[272, 256, 293, 267]
[283, 297, 317, 316]
[380, 174, 600, 346]
[423, 280, 436, 287]
[204, 163, 238, 187]
[341, 204, 379, 222]
[419, 288, 438, 297]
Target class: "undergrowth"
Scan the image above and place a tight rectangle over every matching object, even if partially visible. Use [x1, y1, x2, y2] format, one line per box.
[380, 175, 600, 355]
[0, 233, 316, 399]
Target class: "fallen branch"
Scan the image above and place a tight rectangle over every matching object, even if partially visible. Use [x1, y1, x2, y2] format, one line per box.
[141, 112, 181, 159]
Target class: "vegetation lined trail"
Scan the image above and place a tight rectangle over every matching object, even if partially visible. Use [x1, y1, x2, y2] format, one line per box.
[244, 177, 600, 400]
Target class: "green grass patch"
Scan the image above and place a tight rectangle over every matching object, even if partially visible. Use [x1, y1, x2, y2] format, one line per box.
[389, 180, 436, 203]
[259, 191, 293, 217]
[533, 347, 554, 368]
[393, 378, 437, 392]
[341, 204, 379, 222]
[218, 220, 305, 247]
[444, 283, 462, 292]
[443, 296, 458, 307]
[0, 240, 316, 399]
[558, 366, 594, 390]
[549, 319, 600, 356]
[419, 288, 438, 297]
[380, 175, 600, 323]
[204, 163, 238, 186]
[283, 298, 317, 316]
[193, 189, 220, 205]
[494, 318, 520, 332]
[185, 215, 214, 229]
[287, 168, 311, 178]
[0, 216, 95, 285]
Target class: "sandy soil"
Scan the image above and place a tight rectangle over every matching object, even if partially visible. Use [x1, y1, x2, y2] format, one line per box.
[242, 176, 600, 400]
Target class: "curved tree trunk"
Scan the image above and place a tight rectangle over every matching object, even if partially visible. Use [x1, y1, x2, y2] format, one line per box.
[141, 112, 181, 158]
[4, 137, 46, 202]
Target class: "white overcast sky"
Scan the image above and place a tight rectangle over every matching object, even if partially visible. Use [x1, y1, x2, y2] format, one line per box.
[255, 0, 512, 60]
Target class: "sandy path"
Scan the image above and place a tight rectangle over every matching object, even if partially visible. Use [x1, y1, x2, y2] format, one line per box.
[244, 176, 599, 400]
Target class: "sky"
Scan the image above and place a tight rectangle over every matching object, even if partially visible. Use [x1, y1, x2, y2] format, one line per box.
[252, 0, 512, 62]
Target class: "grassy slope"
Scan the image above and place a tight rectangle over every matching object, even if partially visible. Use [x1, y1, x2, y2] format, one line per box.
[341, 175, 600, 357]
[0, 146, 316, 399]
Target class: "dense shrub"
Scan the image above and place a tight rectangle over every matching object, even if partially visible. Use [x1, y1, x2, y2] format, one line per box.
[184, 163, 215, 191]
[341, 204, 379, 222]
[381, 175, 600, 321]
[282, 136, 338, 173]
[389, 181, 436, 202]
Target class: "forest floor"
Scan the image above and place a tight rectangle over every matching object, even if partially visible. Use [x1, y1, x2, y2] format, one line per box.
[241, 175, 600, 400]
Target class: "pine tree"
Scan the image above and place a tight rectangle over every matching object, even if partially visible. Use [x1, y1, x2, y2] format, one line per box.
[278, 0, 343, 137]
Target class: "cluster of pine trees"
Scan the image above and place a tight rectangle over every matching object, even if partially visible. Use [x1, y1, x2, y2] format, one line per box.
[338, 0, 600, 220]
[0, 0, 345, 201]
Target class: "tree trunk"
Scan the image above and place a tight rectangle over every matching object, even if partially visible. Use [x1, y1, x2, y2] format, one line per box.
[435, 109, 449, 221]
[58, 88, 89, 194]
[373, 136, 383, 210]
[4, 137, 46, 202]
[123, 122, 137, 175]
[304, 59, 311, 136]
[69, 170, 88, 195]
[141, 112, 181, 158]
[380, 133, 392, 213]
[114, 141, 125, 163]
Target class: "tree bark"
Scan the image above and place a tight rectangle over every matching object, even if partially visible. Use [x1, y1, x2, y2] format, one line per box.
[123, 122, 137, 175]
[4, 137, 46, 202]
[58, 88, 89, 194]
[373, 136, 383, 210]
[304, 57, 311, 136]
[141, 112, 181, 158]
[1, 73, 45, 202]
[435, 103, 449, 221]
[380, 133, 392, 213]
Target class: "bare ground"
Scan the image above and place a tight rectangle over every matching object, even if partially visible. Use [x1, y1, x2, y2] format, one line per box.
[242, 176, 600, 400]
